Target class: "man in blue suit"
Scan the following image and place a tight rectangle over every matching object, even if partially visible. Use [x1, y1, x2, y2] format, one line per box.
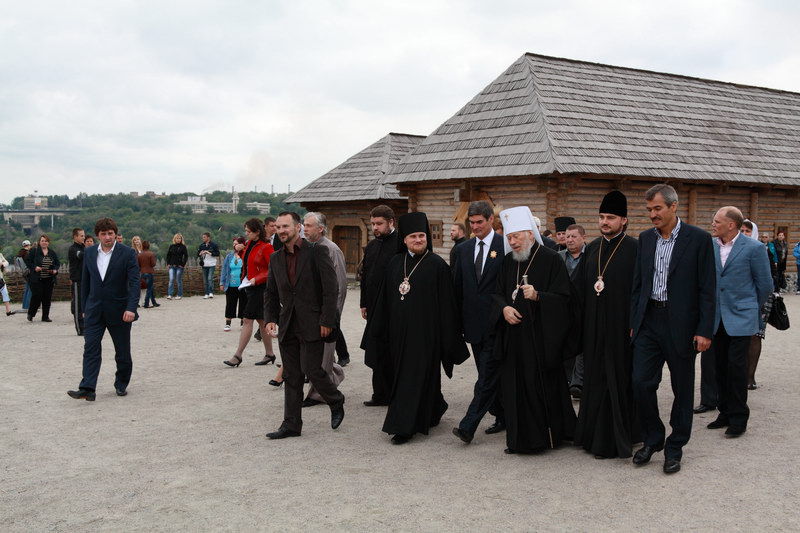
[68, 218, 140, 401]
[706, 206, 772, 437]
[630, 184, 716, 474]
[452, 201, 506, 443]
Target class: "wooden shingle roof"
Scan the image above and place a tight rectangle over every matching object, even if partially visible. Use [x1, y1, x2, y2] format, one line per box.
[386, 53, 800, 186]
[287, 133, 425, 203]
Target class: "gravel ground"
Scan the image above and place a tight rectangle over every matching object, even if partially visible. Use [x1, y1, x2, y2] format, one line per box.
[1, 289, 798, 532]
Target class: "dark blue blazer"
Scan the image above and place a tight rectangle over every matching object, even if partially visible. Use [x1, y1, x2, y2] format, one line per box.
[630, 222, 716, 356]
[81, 243, 140, 326]
[453, 232, 505, 344]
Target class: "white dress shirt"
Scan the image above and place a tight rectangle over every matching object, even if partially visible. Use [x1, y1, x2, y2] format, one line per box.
[717, 232, 740, 268]
[473, 231, 495, 273]
[97, 242, 116, 281]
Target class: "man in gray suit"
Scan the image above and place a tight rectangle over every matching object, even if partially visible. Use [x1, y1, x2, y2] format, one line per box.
[302, 212, 347, 406]
[264, 211, 345, 439]
[706, 206, 772, 438]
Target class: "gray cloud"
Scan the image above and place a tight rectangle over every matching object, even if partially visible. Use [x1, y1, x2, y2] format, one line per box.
[1, 0, 798, 202]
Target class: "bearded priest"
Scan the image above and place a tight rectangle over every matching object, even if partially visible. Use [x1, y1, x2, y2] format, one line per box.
[366, 212, 469, 445]
[492, 206, 576, 454]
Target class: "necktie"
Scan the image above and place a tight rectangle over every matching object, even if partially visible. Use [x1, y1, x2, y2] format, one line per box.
[475, 240, 485, 280]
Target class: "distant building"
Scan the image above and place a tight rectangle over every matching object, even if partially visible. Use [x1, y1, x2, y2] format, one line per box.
[23, 195, 47, 210]
[130, 191, 140, 197]
[174, 195, 239, 213]
[244, 202, 271, 214]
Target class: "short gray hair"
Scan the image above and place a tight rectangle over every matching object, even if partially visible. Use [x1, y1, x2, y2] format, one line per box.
[645, 183, 678, 205]
[304, 212, 327, 233]
[719, 206, 744, 229]
[467, 201, 493, 220]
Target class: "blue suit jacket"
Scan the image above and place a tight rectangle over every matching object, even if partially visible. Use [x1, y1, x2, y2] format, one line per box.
[453, 232, 505, 344]
[81, 243, 140, 326]
[713, 235, 773, 336]
[631, 222, 717, 356]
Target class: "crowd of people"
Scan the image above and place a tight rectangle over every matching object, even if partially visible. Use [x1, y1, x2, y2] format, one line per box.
[3, 182, 796, 477]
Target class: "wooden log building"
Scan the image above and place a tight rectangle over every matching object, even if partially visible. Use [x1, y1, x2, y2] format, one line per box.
[384, 53, 800, 276]
[287, 132, 424, 275]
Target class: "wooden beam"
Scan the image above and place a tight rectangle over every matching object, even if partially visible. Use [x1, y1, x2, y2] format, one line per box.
[749, 190, 759, 221]
[688, 187, 698, 225]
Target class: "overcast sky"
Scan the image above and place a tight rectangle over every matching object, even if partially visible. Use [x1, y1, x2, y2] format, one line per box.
[1, 0, 799, 203]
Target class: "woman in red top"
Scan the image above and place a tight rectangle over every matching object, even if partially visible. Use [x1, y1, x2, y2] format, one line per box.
[224, 218, 275, 367]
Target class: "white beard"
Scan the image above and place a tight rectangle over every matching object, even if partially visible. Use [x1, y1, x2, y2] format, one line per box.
[512, 246, 532, 262]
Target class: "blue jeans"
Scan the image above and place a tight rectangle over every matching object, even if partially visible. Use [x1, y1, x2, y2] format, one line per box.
[168, 267, 184, 297]
[202, 266, 215, 295]
[22, 283, 31, 309]
[142, 273, 155, 306]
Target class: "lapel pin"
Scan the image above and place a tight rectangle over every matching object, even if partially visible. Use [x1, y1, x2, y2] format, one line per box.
[489, 250, 497, 258]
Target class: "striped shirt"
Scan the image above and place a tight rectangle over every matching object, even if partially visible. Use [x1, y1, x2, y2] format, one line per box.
[651, 218, 682, 301]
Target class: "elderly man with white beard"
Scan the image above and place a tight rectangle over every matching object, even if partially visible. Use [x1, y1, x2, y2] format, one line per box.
[492, 206, 576, 455]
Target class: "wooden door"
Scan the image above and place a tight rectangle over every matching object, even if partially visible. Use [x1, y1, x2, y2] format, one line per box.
[333, 225, 362, 275]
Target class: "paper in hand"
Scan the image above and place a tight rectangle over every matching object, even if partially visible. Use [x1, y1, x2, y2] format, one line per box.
[238, 277, 253, 290]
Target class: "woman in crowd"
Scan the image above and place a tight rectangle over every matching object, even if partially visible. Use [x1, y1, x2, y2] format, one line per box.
[0, 250, 16, 316]
[14, 239, 32, 310]
[772, 231, 789, 292]
[165, 233, 188, 300]
[84, 236, 95, 247]
[25, 234, 60, 322]
[223, 218, 275, 367]
[220, 236, 246, 331]
[138, 240, 159, 308]
[131, 235, 143, 254]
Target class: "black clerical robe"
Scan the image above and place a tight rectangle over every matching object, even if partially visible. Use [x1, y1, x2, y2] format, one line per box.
[368, 251, 469, 437]
[492, 242, 576, 453]
[573, 233, 640, 458]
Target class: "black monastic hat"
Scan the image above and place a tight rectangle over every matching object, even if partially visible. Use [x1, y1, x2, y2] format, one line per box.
[397, 211, 433, 253]
[599, 190, 628, 217]
[554, 216, 576, 233]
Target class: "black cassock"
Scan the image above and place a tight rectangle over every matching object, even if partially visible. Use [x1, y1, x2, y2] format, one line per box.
[367, 252, 469, 436]
[573, 233, 641, 458]
[492, 242, 576, 453]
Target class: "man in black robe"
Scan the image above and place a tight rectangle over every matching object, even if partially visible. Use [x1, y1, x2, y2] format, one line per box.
[493, 206, 576, 454]
[367, 212, 469, 444]
[359, 205, 399, 406]
[574, 191, 640, 458]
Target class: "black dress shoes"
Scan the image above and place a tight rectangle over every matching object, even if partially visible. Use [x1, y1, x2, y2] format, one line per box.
[503, 448, 516, 454]
[632, 444, 663, 465]
[42, 317, 52, 322]
[452, 427, 474, 444]
[255, 354, 277, 366]
[707, 417, 729, 429]
[116, 389, 127, 396]
[363, 399, 389, 407]
[268, 379, 283, 388]
[254, 329, 262, 341]
[725, 426, 746, 438]
[302, 398, 324, 408]
[337, 357, 350, 367]
[693, 404, 716, 414]
[663, 458, 681, 474]
[330, 401, 345, 429]
[67, 389, 96, 401]
[747, 381, 758, 390]
[391, 434, 412, 445]
[485, 420, 506, 434]
[266, 427, 301, 439]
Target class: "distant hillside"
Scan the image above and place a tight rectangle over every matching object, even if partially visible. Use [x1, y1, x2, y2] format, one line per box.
[1, 191, 305, 262]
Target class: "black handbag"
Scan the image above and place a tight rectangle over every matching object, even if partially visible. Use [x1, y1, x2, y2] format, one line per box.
[768, 294, 790, 331]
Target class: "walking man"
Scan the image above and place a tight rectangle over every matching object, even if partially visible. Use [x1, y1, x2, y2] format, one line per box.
[452, 201, 506, 444]
[67, 218, 139, 401]
[264, 211, 345, 439]
[707, 206, 772, 438]
[630, 184, 716, 474]
[68, 228, 86, 335]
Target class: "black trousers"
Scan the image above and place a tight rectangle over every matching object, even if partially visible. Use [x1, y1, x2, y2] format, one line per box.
[70, 281, 84, 335]
[335, 328, 349, 359]
[279, 323, 344, 433]
[79, 318, 133, 392]
[632, 304, 696, 460]
[699, 347, 718, 408]
[713, 322, 751, 428]
[224, 287, 245, 319]
[458, 337, 504, 435]
[28, 277, 55, 319]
